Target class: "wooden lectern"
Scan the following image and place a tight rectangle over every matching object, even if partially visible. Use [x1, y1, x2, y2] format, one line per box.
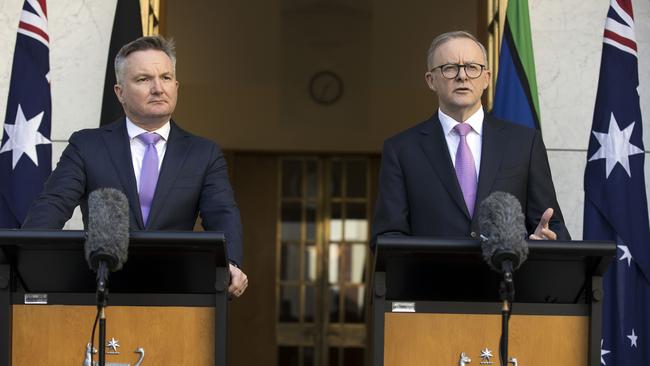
[0, 230, 229, 366]
[372, 236, 615, 366]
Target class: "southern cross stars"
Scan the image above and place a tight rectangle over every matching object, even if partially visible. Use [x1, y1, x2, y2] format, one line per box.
[627, 329, 638, 348]
[601, 339, 610, 364]
[0, 104, 51, 169]
[588, 112, 644, 178]
[618, 245, 633, 267]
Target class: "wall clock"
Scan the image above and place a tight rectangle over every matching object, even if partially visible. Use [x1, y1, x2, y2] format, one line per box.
[309, 70, 343, 105]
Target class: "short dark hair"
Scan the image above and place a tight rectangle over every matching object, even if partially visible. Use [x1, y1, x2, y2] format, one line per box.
[114, 35, 176, 83]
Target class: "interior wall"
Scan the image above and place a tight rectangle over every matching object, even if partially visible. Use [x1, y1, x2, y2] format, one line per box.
[164, 3, 480, 365]
[229, 154, 278, 365]
[530, 0, 650, 239]
[165, 0, 480, 152]
[0, 0, 116, 229]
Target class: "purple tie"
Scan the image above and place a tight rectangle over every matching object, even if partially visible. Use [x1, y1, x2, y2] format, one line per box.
[454, 123, 477, 216]
[137, 132, 162, 225]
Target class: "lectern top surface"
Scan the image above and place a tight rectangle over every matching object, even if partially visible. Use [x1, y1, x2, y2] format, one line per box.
[0, 230, 227, 294]
[373, 236, 615, 304]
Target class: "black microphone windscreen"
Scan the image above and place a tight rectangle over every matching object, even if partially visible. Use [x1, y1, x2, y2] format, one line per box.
[477, 191, 528, 272]
[85, 188, 129, 272]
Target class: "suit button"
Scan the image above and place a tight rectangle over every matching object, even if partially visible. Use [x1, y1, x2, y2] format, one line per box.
[470, 231, 477, 238]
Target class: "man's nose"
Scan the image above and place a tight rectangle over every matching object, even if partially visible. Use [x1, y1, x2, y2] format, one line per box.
[456, 66, 469, 80]
[150, 78, 163, 93]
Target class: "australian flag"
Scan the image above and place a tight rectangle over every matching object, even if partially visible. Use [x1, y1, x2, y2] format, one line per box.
[0, 0, 52, 228]
[584, 0, 650, 365]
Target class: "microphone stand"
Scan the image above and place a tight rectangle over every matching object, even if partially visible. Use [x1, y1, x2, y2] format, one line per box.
[96, 261, 109, 366]
[499, 262, 515, 366]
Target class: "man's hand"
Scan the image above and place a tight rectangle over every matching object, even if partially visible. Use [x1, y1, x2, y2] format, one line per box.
[229, 263, 248, 298]
[529, 208, 558, 240]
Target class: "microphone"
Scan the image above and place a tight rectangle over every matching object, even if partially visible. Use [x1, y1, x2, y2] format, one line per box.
[85, 188, 129, 272]
[477, 191, 528, 275]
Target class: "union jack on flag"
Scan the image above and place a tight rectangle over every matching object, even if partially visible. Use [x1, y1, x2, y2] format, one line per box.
[0, 0, 52, 228]
[584, 0, 650, 365]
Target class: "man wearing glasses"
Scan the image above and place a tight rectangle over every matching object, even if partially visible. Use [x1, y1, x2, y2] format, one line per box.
[371, 31, 570, 246]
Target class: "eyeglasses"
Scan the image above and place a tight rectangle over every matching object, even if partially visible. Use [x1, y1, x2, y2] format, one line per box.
[430, 63, 487, 79]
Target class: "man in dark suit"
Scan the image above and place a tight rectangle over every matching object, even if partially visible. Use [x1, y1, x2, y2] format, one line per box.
[23, 36, 248, 297]
[371, 31, 570, 246]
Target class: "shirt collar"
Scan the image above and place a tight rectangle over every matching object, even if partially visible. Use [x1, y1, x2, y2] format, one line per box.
[125, 117, 171, 141]
[438, 108, 484, 136]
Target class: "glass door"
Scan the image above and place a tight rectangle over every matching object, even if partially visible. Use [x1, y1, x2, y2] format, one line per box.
[277, 157, 371, 366]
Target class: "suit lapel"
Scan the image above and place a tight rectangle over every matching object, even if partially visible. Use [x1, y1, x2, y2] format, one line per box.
[418, 114, 470, 218]
[475, 115, 507, 210]
[146, 121, 192, 228]
[101, 119, 145, 229]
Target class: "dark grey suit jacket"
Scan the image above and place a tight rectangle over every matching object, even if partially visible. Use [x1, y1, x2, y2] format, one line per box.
[23, 118, 243, 265]
[371, 112, 570, 247]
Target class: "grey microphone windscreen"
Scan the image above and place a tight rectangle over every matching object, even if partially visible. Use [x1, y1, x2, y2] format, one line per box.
[477, 191, 528, 272]
[85, 188, 129, 271]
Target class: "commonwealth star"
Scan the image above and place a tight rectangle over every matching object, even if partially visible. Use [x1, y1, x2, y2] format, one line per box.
[0, 104, 51, 169]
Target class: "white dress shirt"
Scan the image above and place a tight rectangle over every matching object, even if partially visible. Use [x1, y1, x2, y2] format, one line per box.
[438, 108, 483, 177]
[125, 118, 170, 191]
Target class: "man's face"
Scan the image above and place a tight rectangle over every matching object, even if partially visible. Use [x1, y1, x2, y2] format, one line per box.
[114, 49, 178, 129]
[424, 37, 490, 119]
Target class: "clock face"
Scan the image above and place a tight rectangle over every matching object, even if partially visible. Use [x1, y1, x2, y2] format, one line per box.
[309, 71, 343, 105]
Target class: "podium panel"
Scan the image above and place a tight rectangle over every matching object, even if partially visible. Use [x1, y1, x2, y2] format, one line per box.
[384, 312, 588, 366]
[0, 230, 230, 366]
[12, 305, 215, 365]
[371, 237, 615, 366]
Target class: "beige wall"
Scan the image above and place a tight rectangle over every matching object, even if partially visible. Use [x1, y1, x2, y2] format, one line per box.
[165, 0, 480, 152]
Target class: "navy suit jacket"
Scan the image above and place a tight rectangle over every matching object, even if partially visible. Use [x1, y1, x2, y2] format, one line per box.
[371, 113, 570, 247]
[23, 118, 243, 265]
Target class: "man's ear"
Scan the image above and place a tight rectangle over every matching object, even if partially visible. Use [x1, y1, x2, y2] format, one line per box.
[114, 84, 124, 104]
[482, 69, 491, 91]
[425, 72, 437, 92]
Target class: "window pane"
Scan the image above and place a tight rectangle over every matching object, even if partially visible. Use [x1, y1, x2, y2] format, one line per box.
[280, 244, 300, 281]
[278, 346, 299, 366]
[343, 286, 365, 323]
[344, 203, 367, 242]
[304, 285, 315, 322]
[329, 285, 340, 323]
[304, 244, 317, 282]
[345, 160, 367, 198]
[282, 160, 302, 198]
[343, 347, 364, 365]
[306, 160, 318, 198]
[338, 244, 350, 283]
[330, 203, 342, 241]
[306, 202, 316, 241]
[329, 347, 340, 366]
[281, 202, 302, 241]
[330, 161, 342, 198]
[279, 285, 300, 322]
[328, 243, 340, 285]
[349, 243, 366, 284]
[303, 347, 315, 366]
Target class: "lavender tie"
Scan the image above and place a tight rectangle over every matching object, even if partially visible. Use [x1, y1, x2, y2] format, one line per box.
[137, 132, 162, 225]
[454, 123, 477, 216]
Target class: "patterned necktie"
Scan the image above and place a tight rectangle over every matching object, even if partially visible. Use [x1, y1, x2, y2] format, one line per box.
[137, 132, 162, 225]
[454, 123, 477, 216]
